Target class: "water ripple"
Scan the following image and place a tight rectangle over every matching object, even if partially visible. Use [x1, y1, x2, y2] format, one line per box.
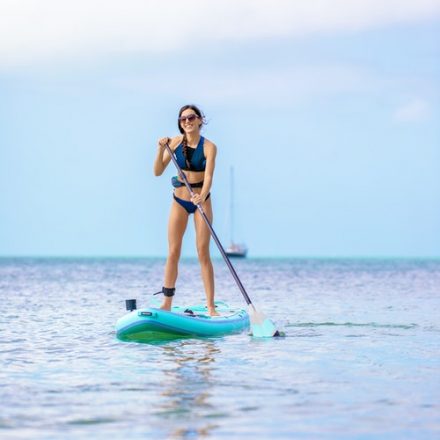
[0, 257, 439, 439]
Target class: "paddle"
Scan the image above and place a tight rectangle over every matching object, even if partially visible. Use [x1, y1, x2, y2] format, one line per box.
[163, 140, 279, 337]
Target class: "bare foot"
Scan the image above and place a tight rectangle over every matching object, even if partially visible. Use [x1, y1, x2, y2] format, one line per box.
[208, 307, 220, 317]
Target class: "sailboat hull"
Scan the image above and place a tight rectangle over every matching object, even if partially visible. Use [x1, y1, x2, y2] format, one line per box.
[225, 246, 248, 258]
[226, 252, 247, 258]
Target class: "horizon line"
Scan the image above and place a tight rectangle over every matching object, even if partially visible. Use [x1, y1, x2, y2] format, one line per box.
[0, 255, 439, 261]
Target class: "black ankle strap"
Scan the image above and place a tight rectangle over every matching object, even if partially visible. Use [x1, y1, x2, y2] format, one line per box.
[153, 287, 176, 297]
[156, 287, 175, 297]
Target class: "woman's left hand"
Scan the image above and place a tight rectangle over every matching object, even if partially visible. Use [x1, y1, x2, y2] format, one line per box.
[191, 193, 204, 205]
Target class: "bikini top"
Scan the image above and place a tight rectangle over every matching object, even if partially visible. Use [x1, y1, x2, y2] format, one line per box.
[174, 136, 206, 171]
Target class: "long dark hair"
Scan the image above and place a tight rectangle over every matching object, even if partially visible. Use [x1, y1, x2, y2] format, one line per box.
[177, 104, 205, 169]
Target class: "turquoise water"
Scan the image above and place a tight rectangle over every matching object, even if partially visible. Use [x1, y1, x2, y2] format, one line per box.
[0, 258, 439, 439]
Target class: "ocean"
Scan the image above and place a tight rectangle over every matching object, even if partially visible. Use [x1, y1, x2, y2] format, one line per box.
[0, 257, 439, 439]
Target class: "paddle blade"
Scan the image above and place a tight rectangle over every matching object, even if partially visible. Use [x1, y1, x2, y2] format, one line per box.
[248, 305, 279, 337]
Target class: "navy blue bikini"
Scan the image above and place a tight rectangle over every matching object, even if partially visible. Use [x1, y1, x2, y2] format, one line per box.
[174, 136, 206, 172]
[172, 136, 210, 214]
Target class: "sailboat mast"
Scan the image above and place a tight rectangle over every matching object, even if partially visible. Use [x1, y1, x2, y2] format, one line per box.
[230, 166, 234, 244]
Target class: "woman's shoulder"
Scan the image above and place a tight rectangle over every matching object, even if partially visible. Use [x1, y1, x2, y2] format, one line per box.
[202, 137, 217, 150]
[169, 135, 184, 150]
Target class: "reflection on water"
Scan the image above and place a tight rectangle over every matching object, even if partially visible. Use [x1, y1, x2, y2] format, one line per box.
[1, 258, 439, 439]
[157, 340, 221, 439]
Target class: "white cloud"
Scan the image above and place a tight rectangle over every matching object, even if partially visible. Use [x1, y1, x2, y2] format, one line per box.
[110, 64, 374, 106]
[1, 0, 440, 68]
[393, 98, 431, 122]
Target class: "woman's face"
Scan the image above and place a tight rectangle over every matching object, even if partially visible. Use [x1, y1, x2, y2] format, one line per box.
[179, 108, 201, 135]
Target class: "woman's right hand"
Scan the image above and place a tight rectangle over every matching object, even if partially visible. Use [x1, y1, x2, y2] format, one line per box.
[158, 137, 170, 150]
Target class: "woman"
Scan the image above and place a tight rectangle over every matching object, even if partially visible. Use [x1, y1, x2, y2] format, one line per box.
[154, 104, 219, 316]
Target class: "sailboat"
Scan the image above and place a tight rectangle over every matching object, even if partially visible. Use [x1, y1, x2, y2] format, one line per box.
[225, 166, 248, 258]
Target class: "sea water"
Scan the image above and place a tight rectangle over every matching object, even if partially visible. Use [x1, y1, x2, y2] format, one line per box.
[0, 257, 439, 439]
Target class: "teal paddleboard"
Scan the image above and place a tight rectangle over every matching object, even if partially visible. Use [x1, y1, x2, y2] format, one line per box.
[116, 301, 250, 342]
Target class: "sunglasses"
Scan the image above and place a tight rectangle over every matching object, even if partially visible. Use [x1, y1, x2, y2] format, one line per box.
[179, 114, 199, 123]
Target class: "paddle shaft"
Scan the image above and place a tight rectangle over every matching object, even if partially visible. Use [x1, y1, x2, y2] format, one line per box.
[164, 141, 253, 307]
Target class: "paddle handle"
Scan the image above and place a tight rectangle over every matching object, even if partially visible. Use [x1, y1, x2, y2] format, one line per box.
[163, 141, 253, 306]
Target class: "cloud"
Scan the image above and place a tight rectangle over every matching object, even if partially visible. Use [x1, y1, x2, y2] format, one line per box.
[110, 64, 374, 106]
[1, 0, 440, 68]
[393, 98, 431, 122]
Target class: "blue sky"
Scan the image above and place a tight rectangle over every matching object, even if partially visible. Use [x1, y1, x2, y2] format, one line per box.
[0, 1, 439, 257]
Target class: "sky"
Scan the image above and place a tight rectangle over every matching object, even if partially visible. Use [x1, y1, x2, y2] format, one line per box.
[0, 1, 439, 258]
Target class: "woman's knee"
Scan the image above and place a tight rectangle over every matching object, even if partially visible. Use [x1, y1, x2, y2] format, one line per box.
[168, 246, 181, 263]
[197, 245, 211, 265]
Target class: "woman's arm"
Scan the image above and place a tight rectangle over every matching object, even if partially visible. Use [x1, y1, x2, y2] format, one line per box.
[153, 136, 180, 176]
[199, 141, 217, 202]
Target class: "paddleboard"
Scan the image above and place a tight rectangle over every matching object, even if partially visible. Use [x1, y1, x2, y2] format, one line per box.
[116, 301, 250, 342]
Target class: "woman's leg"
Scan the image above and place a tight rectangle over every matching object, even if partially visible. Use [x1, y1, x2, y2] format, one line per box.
[194, 198, 219, 316]
[161, 200, 189, 310]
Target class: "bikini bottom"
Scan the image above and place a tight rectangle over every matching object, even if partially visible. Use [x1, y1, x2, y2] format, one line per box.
[173, 193, 211, 214]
